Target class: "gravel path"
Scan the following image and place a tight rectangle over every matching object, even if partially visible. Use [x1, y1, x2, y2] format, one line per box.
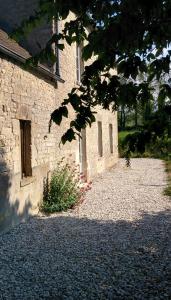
[0, 158, 171, 299]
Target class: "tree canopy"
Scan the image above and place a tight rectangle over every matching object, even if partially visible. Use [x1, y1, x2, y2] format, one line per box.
[13, 0, 171, 145]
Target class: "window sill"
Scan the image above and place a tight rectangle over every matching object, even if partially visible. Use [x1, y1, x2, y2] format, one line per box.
[20, 176, 36, 187]
[37, 67, 65, 83]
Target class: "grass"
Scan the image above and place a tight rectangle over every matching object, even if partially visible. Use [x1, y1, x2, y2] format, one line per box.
[164, 160, 171, 197]
[118, 130, 138, 158]
[118, 130, 137, 144]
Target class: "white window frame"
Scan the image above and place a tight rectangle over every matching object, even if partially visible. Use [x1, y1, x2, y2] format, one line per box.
[76, 43, 83, 83]
[98, 121, 103, 157]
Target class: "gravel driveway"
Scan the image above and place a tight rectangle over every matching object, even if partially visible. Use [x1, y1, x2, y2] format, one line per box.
[0, 159, 171, 299]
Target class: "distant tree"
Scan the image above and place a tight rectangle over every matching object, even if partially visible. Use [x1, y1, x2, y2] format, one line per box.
[13, 0, 171, 145]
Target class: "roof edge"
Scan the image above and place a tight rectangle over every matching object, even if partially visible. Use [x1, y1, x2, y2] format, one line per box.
[0, 42, 65, 83]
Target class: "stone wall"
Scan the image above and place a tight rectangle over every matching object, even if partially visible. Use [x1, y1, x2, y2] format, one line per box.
[0, 51, 78, 231]
[86, 108, 118, 178]
[0, 17, 118, 232]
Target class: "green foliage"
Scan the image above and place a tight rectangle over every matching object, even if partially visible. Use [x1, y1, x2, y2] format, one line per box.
[164, 186, 171, 197]
[13, 0, 171, 145]
[119, 131, 171, 160]
[147, 136, 171, 158]
[164, 160, 171, 197]
[41, 159, 88, 213]
[119, 130, 137, 144]
[50, 106, 68, 126]
[119, 130, 137, 157]
[119, 103, 171, 160]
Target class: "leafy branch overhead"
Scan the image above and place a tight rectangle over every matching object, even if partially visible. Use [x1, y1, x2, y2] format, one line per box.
[13, 0, 171, 144]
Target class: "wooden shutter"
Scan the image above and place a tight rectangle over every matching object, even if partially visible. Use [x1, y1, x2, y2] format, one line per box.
[20, 120, 32, 178]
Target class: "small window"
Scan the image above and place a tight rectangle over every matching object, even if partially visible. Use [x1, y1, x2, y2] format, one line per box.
[54, 20, 60, 76]
[98, 121, 103, 157]
[109, 124, 113, 154]
[20, 120, 32, 178]
[76, 43, 84, 82]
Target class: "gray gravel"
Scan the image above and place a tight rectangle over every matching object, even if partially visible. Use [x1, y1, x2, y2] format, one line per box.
[0, 158, 171, 300]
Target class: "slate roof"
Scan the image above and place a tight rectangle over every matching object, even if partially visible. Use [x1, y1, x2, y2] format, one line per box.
[0, 29, 64, 82]
[0, 29, 30, 59]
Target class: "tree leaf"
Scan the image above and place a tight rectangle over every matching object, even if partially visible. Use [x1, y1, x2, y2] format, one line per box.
[61, 128, 76, 144]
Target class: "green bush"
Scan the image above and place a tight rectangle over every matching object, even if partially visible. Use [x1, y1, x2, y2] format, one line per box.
[147, 136, 171, 158]
[41, 159, 88, 213]
[164, 160, 171, 198]
[118, 130, 139, 158]
[119, 130, 171, 160]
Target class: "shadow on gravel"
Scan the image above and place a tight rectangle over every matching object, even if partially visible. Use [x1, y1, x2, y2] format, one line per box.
[0, 209, 171, 299]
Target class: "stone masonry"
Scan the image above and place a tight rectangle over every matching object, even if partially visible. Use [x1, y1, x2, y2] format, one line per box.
[0, 14, 118, 232]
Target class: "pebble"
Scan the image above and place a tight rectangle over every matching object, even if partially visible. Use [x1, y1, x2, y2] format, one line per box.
[0, 159, 171, 299]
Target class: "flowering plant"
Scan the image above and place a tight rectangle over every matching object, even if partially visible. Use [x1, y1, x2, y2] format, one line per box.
[41, 157, 92, 213]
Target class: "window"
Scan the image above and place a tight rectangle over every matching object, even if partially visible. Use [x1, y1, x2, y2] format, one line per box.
[76, 43, 84, 83]
[54, 20, 60, 76]
[20, 120, 32, 178]
[109, 124, 113, 154]
[79, 129, 87, 178]
[98, 121, 103, 157]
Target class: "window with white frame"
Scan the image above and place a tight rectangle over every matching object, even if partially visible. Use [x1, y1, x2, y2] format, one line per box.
[76, 43, 84, 83]
[109, 124, 113, 154]
[53, 19, 60, 76]
[98, 121, 103, 157]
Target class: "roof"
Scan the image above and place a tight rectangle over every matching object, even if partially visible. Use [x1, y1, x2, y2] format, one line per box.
[0, 29, 30, 59]
[0, 29, 64, 83]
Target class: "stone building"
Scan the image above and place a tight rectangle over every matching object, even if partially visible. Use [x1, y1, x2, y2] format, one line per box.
[0, 1, 118, 231]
